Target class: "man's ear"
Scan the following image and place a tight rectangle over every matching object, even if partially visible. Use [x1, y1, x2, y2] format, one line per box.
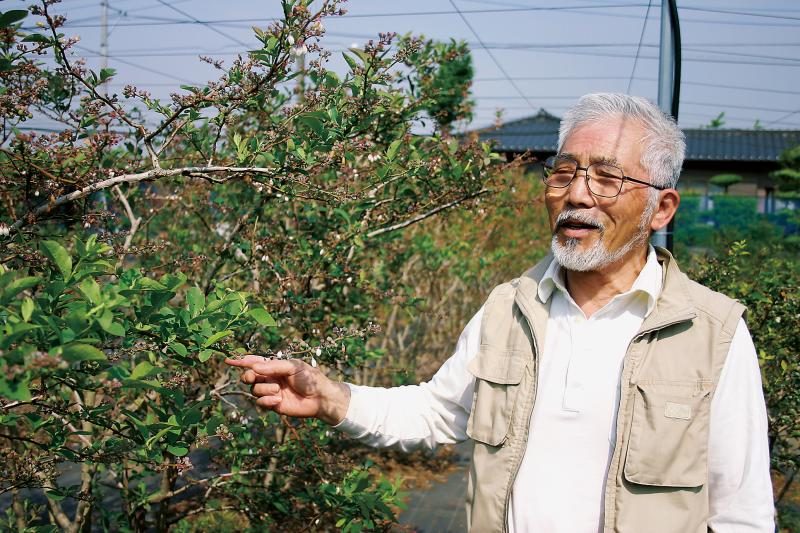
[650, 189, 680, 231]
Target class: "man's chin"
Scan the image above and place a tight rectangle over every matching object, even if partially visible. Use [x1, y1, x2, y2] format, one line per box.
[554, 233, 597, 251]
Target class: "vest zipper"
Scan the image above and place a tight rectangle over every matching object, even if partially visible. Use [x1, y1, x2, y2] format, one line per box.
[501, 312, 541, 533]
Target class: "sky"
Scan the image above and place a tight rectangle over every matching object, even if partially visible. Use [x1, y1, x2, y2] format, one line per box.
[11, 0, 800, 131]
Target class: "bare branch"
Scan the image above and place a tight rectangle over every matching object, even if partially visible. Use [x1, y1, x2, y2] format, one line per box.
[6, 165, 285, 234]
[365, 188, 490, 238]
[112, 185, 141, 255]
[1, 395, 44, 411]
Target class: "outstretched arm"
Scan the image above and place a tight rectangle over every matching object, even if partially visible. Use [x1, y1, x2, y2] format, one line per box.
[226, 307, 484, 451]
[224, 356, 351, 425]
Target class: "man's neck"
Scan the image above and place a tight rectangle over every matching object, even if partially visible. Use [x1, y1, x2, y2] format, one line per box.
[564, 248, 649, 318]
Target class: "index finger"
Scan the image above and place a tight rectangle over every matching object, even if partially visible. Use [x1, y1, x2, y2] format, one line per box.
[225, 356, 305, 378]
[225, 354, 271, 368]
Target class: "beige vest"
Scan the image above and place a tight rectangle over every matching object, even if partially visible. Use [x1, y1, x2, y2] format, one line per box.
[465, 248, 745, 532]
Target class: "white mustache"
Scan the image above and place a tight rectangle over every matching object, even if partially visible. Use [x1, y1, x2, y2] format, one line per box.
[555, 209, 605, 231]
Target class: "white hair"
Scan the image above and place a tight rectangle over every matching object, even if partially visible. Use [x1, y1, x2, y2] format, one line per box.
[557, 93, 686, 189]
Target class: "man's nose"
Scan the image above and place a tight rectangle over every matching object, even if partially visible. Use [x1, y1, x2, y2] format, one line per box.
[566, 170, 596, 208]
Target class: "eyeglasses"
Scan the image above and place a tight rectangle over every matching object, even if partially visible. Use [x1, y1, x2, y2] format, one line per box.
[541, 155, 666, 198]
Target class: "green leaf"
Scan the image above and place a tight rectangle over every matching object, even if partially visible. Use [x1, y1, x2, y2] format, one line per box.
[204, 298, 227, 314]
[299, 114, 324, 136]
[41, 240, 72, 279]
[247, 308, 276, 327]
[22, 33, 50, 44]
[170, 342, 188, 356]
[198, 349, 214, 362]
[99, 67, 116, 82]
[186, 286, 205, 316]
[0, 10, 28, 28]
[45, 490, 66, 501]
[102, 321, 125, 336]
[386, 139, 402, 161]
[138, 277, 168, 291]
[130, 361, 160, 380]
[0, 322, 38, 350]
[202, 330, 233, 348]
[0, 276, 41, 305]
[342, 52, 358, 71]
[20, 297, 34, 322]
[78, 278, 101, 304]
[167, 445, 189, 457]
[0, 378, 31, 402]
[59, 343, 106, 362]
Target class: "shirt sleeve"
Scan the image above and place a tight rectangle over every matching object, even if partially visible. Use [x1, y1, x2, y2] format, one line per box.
[707, 318, 775, 532]
[332, 307, 483, 451]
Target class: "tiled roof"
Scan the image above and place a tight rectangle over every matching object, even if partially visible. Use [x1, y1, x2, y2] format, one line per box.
[477, 109, 800, 162]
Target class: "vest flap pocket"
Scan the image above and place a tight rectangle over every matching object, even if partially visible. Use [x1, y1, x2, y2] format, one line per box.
[466, 348, 528, 447]
[467, 347, 527, 384]
[623, 380, 713, 488]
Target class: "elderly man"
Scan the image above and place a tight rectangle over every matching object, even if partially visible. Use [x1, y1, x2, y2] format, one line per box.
[227, 94, 774, 532]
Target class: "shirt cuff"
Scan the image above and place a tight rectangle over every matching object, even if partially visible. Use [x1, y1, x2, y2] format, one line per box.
[330, 383, 370, 436]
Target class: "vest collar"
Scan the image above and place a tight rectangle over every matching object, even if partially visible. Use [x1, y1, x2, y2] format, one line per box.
[536, 246, 662, 317]
[514, 246, 697, 336]
[638, 247, 698, 335]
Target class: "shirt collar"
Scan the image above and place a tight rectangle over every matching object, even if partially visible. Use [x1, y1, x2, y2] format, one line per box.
[537, 245, 663, 316]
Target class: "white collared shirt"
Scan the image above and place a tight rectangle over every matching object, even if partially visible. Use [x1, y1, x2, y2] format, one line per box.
[337, 248, 774, 531]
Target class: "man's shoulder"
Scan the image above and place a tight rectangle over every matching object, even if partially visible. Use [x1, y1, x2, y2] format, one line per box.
[673, 267, 746, 328]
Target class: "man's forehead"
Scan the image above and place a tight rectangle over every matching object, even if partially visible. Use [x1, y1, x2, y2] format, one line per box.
[560, 119, 647, 163]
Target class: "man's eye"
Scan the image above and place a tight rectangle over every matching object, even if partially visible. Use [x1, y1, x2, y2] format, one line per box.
[552, 166, 575, 175]
[592, 165, 622, 179]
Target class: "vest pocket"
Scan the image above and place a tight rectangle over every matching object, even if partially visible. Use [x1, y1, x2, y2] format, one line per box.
[466, 347, 528, 447]
[623, 380, 713, 488]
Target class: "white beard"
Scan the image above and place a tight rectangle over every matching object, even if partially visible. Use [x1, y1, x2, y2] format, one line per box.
[551, 194, 658, 272]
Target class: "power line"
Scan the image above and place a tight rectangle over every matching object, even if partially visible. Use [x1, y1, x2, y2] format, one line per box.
[766, 109, 800, 127]
[46, 4, 800, 30]
[472, 76, 800, 96]
[681, 101, 796, 114]
[679, 5, 800, 22]
[74, 45, 800, 69]
[473, 96, 797, 115]
[75, 45, 198, 85]
[153, 0, 251, 48]
[448, 0, 536, 111]
[627, 0, 653, 94]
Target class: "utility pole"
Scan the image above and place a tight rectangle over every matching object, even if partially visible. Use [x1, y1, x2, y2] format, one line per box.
[653, 0, 682, 253]
[100, 0, 109, 95]
[653, 0, 674, 251]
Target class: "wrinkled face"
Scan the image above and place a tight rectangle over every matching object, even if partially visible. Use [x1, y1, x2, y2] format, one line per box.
[546, 117, 657, 272]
